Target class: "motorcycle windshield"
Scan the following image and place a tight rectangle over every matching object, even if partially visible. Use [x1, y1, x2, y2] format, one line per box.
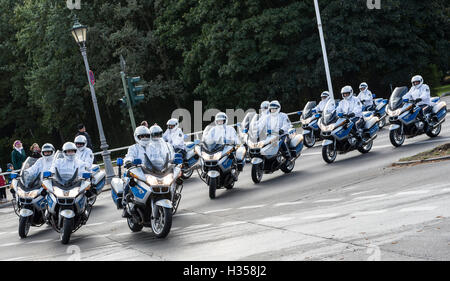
[144, 140, 172, 172]
[248, 114, 269, 143]
[323, 99, 337, 125]
[389, 86, 408, 110]
[302, 101, 316, 119]
[239, 112, 256, 134]
[202, 124, 234, 152]
[19, 157, 40, 189]
[54, 168, 78, 187]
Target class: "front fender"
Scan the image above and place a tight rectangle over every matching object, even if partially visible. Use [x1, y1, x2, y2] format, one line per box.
[302, 130, 311, 135]
[251, 158, 263, 165]
[155, 199, 173, 209]
[59, 209, 75, 219]
[389, 124, 400, 131]
[207, 170, 220, 178]
[19, 208, 34, 217]
[322, 139, 333, 146]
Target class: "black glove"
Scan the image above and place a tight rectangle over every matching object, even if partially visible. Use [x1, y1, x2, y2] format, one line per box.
[279, 129, 285, 135]
[125, 161, 132, 169]
[348, 113, 355, 118]
[414, 98, 422, 103]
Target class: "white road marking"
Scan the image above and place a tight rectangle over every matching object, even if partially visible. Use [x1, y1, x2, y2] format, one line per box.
[302, 213, 340, 220]
[394, 190, 430, 196]
[86, 222, 105, 227]
[203, 208, 232, 214]
[353, 194, 387, 200]
[88, 234, 111, 239]
[114, 232, 132, 237]
[314, 198, 343, 203]
[0, 242, 21, 248]
[273, 201, 303, 207]
[352, 210, 388, 216]
[351, 190, 377, 196]
[183, 224, 212, 230]
[400, 206, 437, 212]
[441, 188, 450, 193]
[26, 239, 54, 244]
[175, 212, 197, 217]
[219, 221, 247, 227]
[3, 256, 27, 261]
[238, 204, 266, 210]
[256, 216, 294, 223]
[171, 227, 182, 231]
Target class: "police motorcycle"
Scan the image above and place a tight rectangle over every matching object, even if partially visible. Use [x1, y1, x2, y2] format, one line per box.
[194, 124, 246, 199]
[319, 100, 380, 163]
[9, 157, 47, 238]
[362, 94, 389, 129]
[110, 152, 183, 238]
[238, 111, 257, 162]
[85, 164, 106, 206]
[387, 86, 447, 147]
[179, 139, 200, 180]
[245, 114, 304, 183]
[41, 151, 93, 244]
[300, 101, 323, 148]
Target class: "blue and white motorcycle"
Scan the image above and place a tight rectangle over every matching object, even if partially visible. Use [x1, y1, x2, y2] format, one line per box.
[41, 152, 93, 244]
[319, 100, 380, 163]
[300, 101, 322, 148]
[178, 140, 200, 180]
[10, 157, 47, 238]
[111, 152, 183, 237]
[245, 114, 304, 183]
[362, 94, 389, 129]
[195, 124, 246, 199]
[387, 86, 447, 147]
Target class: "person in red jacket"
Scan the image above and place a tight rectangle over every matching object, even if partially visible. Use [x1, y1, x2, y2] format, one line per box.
[0, 168, 7, 203]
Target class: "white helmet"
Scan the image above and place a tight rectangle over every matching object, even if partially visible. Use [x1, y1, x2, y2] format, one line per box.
[41, 143, 55, 159]
[320, 91, 330, 101]
[341, 86, 353, 100]
[411, 75, 423, 89]
[260, 101, 270, 115]
[359, 82, 368, 92]
[62, 142, 77, 161]
[269, 100, 281, 115]
[215, 112, 228, 126]
[74, 135, 87, 152]
[134, 125, 151, 146]
[149, 125, 164, 141]
[166, 118, 179, 132]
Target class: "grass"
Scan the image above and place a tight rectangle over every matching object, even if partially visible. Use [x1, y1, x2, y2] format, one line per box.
[399, 143, 450, 162]
[433, 84, 450, 97]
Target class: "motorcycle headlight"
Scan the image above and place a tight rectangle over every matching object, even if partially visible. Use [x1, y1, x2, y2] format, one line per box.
[53, 186, 79, 198]
[387, 107, 402, 117]
[17, 187, 40, 199]
[146, 174, 173, 186]
[319, 120, 335, 132]
[248, 141, 264, 149]
[202, 151, 222, 160]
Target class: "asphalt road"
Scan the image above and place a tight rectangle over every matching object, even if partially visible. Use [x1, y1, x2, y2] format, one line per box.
[1, 97, 450, 261]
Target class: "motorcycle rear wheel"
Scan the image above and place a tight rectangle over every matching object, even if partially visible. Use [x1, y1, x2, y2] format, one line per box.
[426, 124, 441, 138]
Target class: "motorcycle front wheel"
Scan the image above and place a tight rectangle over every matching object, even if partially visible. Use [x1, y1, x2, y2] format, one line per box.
[379, 117, 387, 128]
[151, 206, 172, 238]
[322, 143, 337, 163]
[209, 177, 218, 199]
[181, 168, 193, 180]
[18, 216, 31, 238]
[303, 133, 316, 148]
[389, 127, 405, 147]
[60, 217, 74, 245]
[251, 163, 263, 184]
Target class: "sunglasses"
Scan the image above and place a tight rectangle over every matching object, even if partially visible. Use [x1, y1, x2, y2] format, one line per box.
[138, 134, 150, 140]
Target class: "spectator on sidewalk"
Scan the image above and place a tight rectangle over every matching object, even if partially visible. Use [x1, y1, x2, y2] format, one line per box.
[6, 163, 13, 184]
[11, 140, 27, 170]
[30, 143, 42, 159]
[140, 120, 149, 128]
[75, 124, 93, 151]
[0, 168, 6, 203]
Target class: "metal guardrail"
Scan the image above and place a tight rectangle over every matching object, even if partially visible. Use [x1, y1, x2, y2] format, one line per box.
[92, 110, 303, 161]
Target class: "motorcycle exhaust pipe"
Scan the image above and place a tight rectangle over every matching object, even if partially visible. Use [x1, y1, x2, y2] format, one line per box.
[432, 118, 445, 128]
[363, 134, 377, 144]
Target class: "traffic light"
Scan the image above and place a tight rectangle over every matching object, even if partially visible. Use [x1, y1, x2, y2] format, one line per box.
[127, 76, 145, 106]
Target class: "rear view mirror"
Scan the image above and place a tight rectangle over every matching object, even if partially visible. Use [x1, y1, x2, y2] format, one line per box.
[43, 171, 52, 178]
[82, 173, 91, 179]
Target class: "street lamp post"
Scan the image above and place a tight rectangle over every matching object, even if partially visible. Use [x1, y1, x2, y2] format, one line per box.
[71, 19, 115, 183]
[313, 0, 334, 100]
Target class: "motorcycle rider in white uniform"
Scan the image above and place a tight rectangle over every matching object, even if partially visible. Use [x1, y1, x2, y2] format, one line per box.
[260, 101, 270, 116]
[263, 100, 292, 160]
[24, 143, 56, 180]
[203, 112, 241, 146]
[403, 75, 432, 120]
[50, 142, 90, 179]
[74, 135, 94, 168]
[148, 124, 175, 167]
[313, 91, 331, 113]
[163, 118, 186, 158]
[357, 82, 374, 111]
[336, 86, 364, 137]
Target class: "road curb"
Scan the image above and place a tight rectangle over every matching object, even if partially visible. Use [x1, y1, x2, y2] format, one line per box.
[441, 92, 450, 97]
[392, 155, 450, 166]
